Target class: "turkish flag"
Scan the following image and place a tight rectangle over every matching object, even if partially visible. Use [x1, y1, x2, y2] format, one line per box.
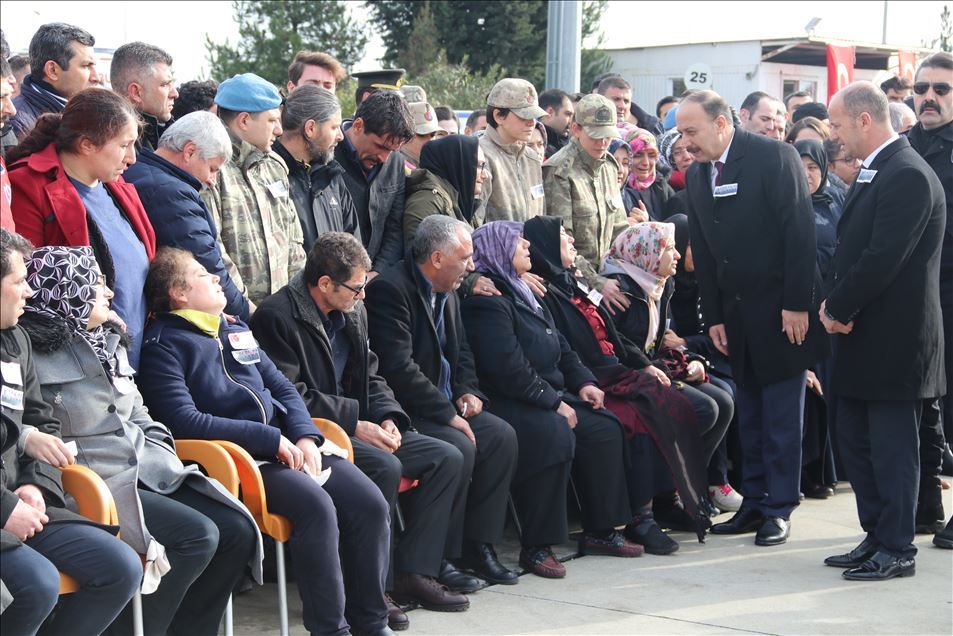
[827, 44, 855, 103]
[898, 50, 917, 83]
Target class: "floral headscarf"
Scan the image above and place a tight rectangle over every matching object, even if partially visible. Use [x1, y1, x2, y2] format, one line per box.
[624, 128, 659, 191]
[471, 221, 540, 310]
[24, 246, 111, 365]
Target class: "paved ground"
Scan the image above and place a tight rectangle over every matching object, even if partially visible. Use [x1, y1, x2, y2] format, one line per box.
[231, 483, 953, 635]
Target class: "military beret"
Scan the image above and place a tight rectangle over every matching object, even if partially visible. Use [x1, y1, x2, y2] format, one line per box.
[215, 73, 282, 112]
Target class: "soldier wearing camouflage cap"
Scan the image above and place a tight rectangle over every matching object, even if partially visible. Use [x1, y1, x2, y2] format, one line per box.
[399, 84, 427, 104]
[399, 101, 441, 171]
[477, 78, 547, 224]
[542, 93, 631, 308]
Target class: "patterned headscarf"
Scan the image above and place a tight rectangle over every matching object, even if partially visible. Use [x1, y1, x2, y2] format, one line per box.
[624, 128, 659, 191]
[24, 246, 110, 364]
[603, 223, 676, 352]
[657, 128, 682, 168]
[471, 221, 539, 310]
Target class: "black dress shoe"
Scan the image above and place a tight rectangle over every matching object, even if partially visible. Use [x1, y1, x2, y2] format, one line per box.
[755, 517, 790, 546]
[842, 551, 915, 581]
[933, 517, 953, 549]
[461, 542, 519, 585]
[437, 560, 483, 593]
[393, 572, 470, 611]
[824, 538, 878, 568]
[710, 508, 764, 535]
[385, 594, 409, 631]
[624, 521, 679, 555]
[803, 482, 834, 499]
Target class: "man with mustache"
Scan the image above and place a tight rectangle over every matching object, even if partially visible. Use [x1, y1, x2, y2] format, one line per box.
[905, 51, 953, 548]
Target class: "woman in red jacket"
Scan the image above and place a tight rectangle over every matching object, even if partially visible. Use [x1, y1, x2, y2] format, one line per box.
[7, 88, 156, 368]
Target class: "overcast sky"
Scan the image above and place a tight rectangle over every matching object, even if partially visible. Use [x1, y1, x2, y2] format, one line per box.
[0, 0, 945, 83]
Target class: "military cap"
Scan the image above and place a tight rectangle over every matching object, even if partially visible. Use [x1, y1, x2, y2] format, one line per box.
[574, 94, 619, 139]
[352, 68, 406, 91]
[486, 78, 547, 120]
[215, 73, 282, 112]
[400, 84, 427, 103]
[408, 102, 440, 135]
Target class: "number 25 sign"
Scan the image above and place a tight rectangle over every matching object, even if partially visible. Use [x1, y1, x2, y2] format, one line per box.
[684, 63, 713, 90]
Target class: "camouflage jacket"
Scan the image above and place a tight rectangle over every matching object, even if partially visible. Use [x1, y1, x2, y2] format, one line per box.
[202, 134, 306, 306]
[542, 139, 627, 290]
[476, 126, 545, 224]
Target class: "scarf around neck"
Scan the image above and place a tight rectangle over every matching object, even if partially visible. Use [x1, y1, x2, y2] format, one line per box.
[523, 215, 578, 296]
[624, 128, 659, 191]
[794, 138, 833, 205]
[471, 221, 540, 310]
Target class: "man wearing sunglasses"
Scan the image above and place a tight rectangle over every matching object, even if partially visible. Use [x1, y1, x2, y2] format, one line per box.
[906, 52, 953, 549]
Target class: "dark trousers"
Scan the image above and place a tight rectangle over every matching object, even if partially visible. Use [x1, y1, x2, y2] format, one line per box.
[260, 455, 390, 636]
[569, 404, 632, 533]
[706, 374, 737, 486]
[837, 397, 921, 558]
[735, 371, 806, 518]
[109, 486, 257, 636]
[353, 431, 463, 578]
[511, 460, 572, 547]
[682, 381, 734, 465]
[413, 411, 517, 557]
[919, 398, 945, 485]
[0, 523, 140, 636]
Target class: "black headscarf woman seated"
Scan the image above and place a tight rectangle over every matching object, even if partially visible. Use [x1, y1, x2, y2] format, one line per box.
[523, 215, 711, 550]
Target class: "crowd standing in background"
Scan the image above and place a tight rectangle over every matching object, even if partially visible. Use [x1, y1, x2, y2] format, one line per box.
[0, 18, 951, 636]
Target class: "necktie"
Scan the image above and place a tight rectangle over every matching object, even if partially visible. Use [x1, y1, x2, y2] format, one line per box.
[714, 160, 724, 187]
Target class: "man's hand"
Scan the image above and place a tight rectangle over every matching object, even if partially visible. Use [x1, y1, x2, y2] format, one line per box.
[781, 310, 809, 345]
[577, 385, 605, 410]
[643, 364, 672, 387]
[520, 272, 547, 298]
[276, 435, 304, 470]
[3, 499, 48, 541]
[628, 200, 649, 224]
[555, 401, 578, 429]
[686, 360, 706, 383]
[819, 300, 854, 335]
[806, 370, 824, 396]
[600, 278, 631, 315]
[381, 419, 402, 446]
[23, 431, 75, 467]
[709, 324, 729, 356]
[449, 415, 476, 446]
[14, 485, 46, 514]
[355, 420, 400, 453]
[456, 393, 483, 418]
[661, 329, 686, 351]
[296, 436, 323, 476]
[472, 275, 502, 297]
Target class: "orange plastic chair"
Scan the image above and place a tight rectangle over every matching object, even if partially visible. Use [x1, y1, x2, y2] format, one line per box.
[58, 464, 120, 594]
[311, 418, 354, 463]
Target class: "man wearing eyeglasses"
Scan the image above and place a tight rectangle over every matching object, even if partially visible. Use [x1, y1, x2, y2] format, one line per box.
[906, 52, 953, 549]
[250, 232, 472, 629]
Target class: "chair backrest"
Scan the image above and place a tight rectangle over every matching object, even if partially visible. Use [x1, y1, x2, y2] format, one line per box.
[175, 439, 241, 496]
[60, 464, 119, 525]
[311, 418, 354, 464]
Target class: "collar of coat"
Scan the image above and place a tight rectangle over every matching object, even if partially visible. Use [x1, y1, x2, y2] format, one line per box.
[18, 311, 128, 354]
[485, 125, 528, 158]
[906, 120, 953, 153]
[226, 129, 270, 170]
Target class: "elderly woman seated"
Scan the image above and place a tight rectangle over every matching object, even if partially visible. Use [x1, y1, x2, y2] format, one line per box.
[136, 247, 393, 636]
[18, 245, 260, 636]
[461, 221, 643, 579]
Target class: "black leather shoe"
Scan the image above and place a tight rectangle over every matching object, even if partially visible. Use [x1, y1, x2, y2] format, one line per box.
[842, 551, 915, 581]
[824, 538, 878, 568]
[934, 517, 953, 549]
[461, 543, 519, 585]
[437, 560, 483, 593]
[803, 482, 834, 499]
[385, 594, 409, 631]
[624, 521, 679, 555]
[710, 508, 764, 535]
[393, 572, 470, 611]
[755, 517, 789, 546]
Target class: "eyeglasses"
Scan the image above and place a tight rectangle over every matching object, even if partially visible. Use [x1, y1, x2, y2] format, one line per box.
[336, 276, 368, 296]
[913, 82, 951, 96]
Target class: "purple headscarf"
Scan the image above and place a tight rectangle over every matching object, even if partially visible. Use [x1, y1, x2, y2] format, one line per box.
[471, 221, 539, 310]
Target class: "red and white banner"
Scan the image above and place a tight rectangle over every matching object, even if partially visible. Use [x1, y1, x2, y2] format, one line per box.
[827, 44, 855, 103]
[897, 50, 917, 83]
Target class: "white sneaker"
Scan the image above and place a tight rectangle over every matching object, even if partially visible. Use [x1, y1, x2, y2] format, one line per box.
[709, 484, 743, 512]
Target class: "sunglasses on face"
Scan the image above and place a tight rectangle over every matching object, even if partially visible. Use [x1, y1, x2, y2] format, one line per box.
[913, 82, 951, 96]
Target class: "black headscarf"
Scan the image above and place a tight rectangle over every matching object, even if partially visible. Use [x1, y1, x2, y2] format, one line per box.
[419, 135, 480, 221]
[524, 216, 579, 295]
[794, 139, 832, 205]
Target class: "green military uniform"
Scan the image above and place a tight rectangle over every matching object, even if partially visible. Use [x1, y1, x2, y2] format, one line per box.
[542, 94, 627, 290]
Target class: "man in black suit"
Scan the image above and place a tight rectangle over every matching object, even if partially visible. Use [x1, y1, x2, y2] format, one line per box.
[365, 216, 519, 594]
[677, 90, 828, 546]
[250, 233, 476, 623]
[821, 81, 946, 580]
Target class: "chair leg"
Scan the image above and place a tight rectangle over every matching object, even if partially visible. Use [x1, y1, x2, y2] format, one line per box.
[224, 594, 233, 636]
[394, 501, 407, 534]
[507, 494, 523, 540]
[132, 591, 144, 636]
[276, 540, 289, 636]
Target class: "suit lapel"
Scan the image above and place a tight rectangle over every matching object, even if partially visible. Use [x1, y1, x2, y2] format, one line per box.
[837, 137, 908, 233]
[717, 127, 747, 190]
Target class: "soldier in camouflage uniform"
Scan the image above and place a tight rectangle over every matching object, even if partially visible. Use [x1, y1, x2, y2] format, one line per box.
[543, 94, 631, 313]
[201, 73, 306, 307]
[477, 78, 547, 225]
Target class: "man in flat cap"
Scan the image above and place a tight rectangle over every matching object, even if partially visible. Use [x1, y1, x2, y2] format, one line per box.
[353, 68, 405, 108]
[542, 94, 630, 310]
[398, 102, 441, 172]
[201, 72, 306, 307]
[477, 78, 547, 224]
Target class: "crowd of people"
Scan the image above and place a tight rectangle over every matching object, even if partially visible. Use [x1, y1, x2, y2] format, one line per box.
[0, 19, 951, 636]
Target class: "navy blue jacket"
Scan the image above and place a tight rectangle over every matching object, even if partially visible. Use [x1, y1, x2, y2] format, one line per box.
[10, 75, 65, 140]
[137, 313, 322, 458]
[124, 149, 250, 319]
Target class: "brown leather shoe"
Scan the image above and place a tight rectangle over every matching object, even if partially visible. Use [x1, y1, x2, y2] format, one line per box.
[392, 572, 469, 612]
[519, 545, 566, 578]
[579, 530, 644, 557]
[385, 593, 409, 631]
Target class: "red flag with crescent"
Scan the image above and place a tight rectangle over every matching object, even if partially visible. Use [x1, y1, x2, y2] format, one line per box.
[827, 44, 855, 103]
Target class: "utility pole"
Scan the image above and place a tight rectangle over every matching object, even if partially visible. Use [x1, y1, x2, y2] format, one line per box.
[546, 0, 581, 92]
[882, 0, 888, 44]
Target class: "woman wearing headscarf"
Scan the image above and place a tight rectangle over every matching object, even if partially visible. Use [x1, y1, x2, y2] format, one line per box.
[18, 246, 261, 636]
[620, 128, 675, 221]
[523, 215, 715, 553]
[461, 221, 641, 579]
[794, 139, 843, 287]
